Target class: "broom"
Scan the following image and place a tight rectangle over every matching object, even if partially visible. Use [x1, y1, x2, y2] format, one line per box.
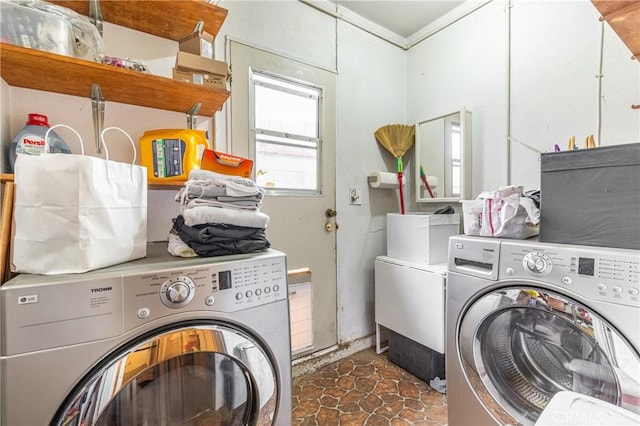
[374, 124, 415, 214]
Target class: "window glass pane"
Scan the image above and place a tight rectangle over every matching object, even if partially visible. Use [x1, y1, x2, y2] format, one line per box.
[251, 70, 321, 193]
[452, 163, 461, 196]
[451, 123, 461, 160]
[255, 136, 317, 191]
[255, 85, 318, 138]
[451, 122, 461, 196]
[253, 73, 319, 97]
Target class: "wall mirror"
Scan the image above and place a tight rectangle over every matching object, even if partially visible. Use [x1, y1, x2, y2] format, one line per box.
[415, 107, 472, 203]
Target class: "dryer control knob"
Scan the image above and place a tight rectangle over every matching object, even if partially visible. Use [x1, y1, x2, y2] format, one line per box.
[523, 252, 552, 275]
[161, 276, 196, 308]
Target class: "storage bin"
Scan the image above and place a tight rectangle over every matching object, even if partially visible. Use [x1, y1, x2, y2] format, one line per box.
[388, 330, 445, 383]
[386, 213, 460, 265]
[0, 1, 75, 56]
[539, 143, 640, 250]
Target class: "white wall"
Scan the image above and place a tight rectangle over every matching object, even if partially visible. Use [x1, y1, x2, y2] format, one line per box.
[508, 0, 639, 189]
[335, 20, 406, 341]
[407, 0, 639, 201]
[217, 1, 337, 71]
[407, 1, 506, 202]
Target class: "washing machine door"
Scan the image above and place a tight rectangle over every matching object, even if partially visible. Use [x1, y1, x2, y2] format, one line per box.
[459, 286, 640, 426]
[52, 322, 279, 426]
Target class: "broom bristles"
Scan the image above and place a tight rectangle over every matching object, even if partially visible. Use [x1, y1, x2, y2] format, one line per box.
[374, 124, 415, 158]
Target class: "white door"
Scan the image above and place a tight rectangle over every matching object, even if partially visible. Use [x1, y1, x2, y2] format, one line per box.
[228, 41, 337, 356]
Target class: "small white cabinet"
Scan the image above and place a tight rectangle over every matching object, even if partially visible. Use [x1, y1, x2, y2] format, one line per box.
[374, 256, 446, 354]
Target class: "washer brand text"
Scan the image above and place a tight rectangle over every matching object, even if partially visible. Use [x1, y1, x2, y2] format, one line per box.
[91, 287, 112, 293]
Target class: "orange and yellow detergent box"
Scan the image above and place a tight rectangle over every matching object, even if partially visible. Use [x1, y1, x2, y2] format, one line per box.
[201, 149, 253, 178]
[139, 129, 209, 182]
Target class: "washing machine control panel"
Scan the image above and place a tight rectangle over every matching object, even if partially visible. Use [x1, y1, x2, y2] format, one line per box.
[501, 241, 639, 308]
[123, 253, 288, 325]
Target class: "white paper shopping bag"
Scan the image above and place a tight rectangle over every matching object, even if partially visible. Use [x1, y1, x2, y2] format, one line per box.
[11, 125, 147, 274]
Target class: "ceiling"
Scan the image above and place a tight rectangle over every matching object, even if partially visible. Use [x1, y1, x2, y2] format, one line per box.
[329, 0, 465, 38]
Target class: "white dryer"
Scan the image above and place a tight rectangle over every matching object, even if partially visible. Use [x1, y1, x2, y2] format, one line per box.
[446, 236, 640, 425]
[0, 245, 292, 425]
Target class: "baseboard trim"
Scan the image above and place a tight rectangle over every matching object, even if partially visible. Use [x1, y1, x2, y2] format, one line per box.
[291, 334, 375, 378]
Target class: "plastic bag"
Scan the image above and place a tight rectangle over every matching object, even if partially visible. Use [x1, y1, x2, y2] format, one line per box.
[464, 186, 540, 239]
[10, 0, 105, 61]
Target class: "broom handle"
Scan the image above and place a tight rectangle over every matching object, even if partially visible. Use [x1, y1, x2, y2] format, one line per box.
[397, 157, 405, 214]
[398, 172, 405, 214]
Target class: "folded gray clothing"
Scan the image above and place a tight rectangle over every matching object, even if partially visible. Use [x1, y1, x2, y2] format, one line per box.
[183, 205, 270, 228]
[216, 195, 263, 203]
[175, 185, 228, 201]
[186, 198, 260, 211]
[176, 185, 266, 201]
[173, 215, 270, 257]
[188, 169, 263, 197]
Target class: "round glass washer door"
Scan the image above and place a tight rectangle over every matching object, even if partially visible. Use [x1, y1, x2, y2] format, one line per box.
[52, 321, 279, 426]
[459, 286, 640, 426]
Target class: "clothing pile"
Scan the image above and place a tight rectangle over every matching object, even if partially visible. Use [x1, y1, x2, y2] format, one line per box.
[169, 169, 270, 257]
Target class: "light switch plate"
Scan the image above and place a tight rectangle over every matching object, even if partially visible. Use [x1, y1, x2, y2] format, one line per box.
[349, 188, 361, 205]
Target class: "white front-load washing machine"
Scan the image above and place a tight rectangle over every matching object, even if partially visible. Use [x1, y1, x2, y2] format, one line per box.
[0, 244, 292, 425]
[446, 236, 640, 426]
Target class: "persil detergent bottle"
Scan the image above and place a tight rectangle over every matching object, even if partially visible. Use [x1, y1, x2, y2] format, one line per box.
[8, 113, 71, 172]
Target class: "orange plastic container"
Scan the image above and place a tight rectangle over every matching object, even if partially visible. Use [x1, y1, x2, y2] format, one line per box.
[201, 149, 253, 178]
[139, 129, 209, 182]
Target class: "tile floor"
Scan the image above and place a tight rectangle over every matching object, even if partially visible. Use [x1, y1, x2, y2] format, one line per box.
[292, 348, 448, 425]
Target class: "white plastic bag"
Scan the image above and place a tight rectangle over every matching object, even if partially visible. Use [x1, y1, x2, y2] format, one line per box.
[12, 126, 147, 274]
[464, 186, 539, 239]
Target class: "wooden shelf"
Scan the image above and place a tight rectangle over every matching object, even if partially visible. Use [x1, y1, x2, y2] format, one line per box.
[49, 0, 228, 40]
[3, 173, 185, 188]
[1, 44, 229, 116]
[591, 0, 640, 60]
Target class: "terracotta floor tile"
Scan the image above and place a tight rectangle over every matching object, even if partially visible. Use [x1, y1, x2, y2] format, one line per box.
[292, 348, 448, 425]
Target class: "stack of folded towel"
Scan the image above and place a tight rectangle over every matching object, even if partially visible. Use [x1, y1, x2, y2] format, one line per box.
[168, 169, 270, 257]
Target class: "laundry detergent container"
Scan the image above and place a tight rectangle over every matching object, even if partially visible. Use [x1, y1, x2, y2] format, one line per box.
[386, 213, 460, 264]
[539, 143, 640, 250]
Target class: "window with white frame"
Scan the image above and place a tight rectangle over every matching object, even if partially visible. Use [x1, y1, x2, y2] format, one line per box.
[250, 69, 322, 194]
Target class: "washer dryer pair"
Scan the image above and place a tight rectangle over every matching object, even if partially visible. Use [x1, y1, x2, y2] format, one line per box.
[0, 245, 292, 425]
[447, 236, 640, 425]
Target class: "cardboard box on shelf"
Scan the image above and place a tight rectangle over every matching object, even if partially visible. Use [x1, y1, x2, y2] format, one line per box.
[178, 28, 214, 59]
[176, 51, 228, 76]
[201, 150, 253, 178]
[174, 51, 229, 90]
[172, 68, 226, 90]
